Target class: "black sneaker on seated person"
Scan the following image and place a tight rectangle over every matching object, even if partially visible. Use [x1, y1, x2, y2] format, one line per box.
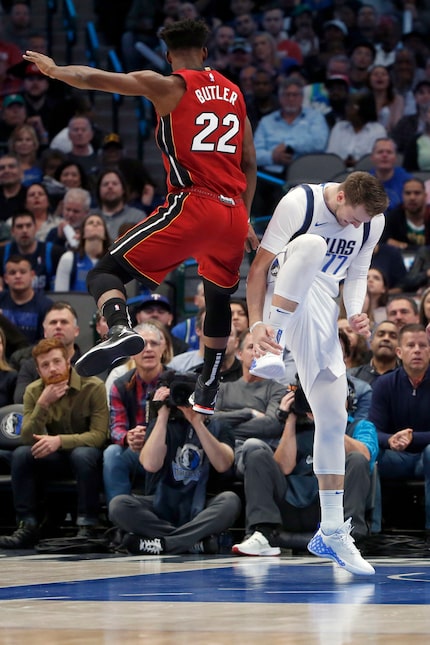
[189, 534, 219, 554]
[75, 325, 145, 376]
[0, 521, 39, 549]
[122, 533, 165, 555]
[189, 375, 219, 415]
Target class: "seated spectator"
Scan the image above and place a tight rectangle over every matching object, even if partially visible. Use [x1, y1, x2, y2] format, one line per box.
[103, 322, 166, 508]
[0, 255, 52, 344]
[402, 249, 430, 294]
[46, 187, 92, 250]
[386, 295, 419, 331]
[323, 74, 350, 129]
[0, 338, 109, 548]
[288, 4, 320, 64]
[39, 148, 67, 209]
[368, 323, 430, 534]
[3, 1, 32, 52]
[206, 23, 235, 73]
[53, 159, 90, 193]
[13, 301, 81, 403]
[214, 330, 285, 477]
[318, 19, 349, 70]
[221, 37, 253, 87]
[368, 137, 412, 211]
[250, 31, 291, 80]
[349, 319, 400, 386]
[381, 178, 430, 251]
[367, 64, 404, 134]
[92, 169, 144, 241]
[326, 91, 387, 168]
[391, 80, 430, 154]
[231, 380, 378, 556]
[419, 286, 430, 326]
[109, 375, 241, 555]
[99, 133, 164, 216]
[348, 40, 376, 93]
[363, 267, 389, 327]
[54, 214, 111, 292]
[234, 11, 260, 45]
[65, 116, 101, 186]
[245, 68, 280, 132]
[0, 153, 26, 222]
[0, 211, 64, 291]
[171, 280, 205, 351]
[7, 123, 44, 186]
[131, 292, 188, 356]
[254, 76, 330, 175]
[230, 297, 249, 335]
[0, 325, 17, 406]
[391, 47, 424, 118]
[0, 93, 27, 154]
[0, 311, 29, 360]
[48, 96, 104, 155]
[302, 52, 350, 112]
[253, 76, 329, 214]
[403, 104, 430, 173]
[370, 242, 407, 291]
[24, 182, 62, 242]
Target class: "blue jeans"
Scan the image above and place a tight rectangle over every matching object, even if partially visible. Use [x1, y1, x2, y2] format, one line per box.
[378, 446, 430, 529]
[103, 444, 146, 507]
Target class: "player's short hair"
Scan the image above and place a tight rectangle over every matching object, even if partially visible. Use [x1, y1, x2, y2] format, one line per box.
[160, 19, 210, 51]
[340, 171, 389, 216]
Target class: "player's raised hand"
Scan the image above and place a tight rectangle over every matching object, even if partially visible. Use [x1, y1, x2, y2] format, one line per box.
[23, 51, 56, 78]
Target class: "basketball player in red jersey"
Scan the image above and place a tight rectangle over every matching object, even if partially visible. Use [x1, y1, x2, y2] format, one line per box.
[24, 19, 258, 413]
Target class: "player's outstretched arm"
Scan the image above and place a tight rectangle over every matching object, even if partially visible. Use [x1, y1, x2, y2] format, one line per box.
[23, 50, 162, 98]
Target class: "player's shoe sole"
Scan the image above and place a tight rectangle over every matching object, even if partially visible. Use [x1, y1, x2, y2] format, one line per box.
[75, 325, 145, 376]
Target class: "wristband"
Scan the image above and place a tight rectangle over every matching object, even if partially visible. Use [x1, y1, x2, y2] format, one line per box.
[249, 320, 265, 333]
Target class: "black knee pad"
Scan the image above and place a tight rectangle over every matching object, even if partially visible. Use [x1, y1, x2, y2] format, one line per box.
[86, 253, 129, 302]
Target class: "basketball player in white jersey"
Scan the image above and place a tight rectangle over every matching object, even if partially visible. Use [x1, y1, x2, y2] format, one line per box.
[246, 172, 388, 575]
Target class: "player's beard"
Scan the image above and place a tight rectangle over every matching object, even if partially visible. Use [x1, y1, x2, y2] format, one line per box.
[43, 367, 70, 385]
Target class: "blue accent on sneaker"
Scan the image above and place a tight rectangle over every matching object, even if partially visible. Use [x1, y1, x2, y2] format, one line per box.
[308, 532, 345, 567]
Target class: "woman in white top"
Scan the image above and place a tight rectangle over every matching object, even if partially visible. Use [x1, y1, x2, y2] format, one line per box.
[367, 65, 404, 133]
[54, 213, 111, 291]
[327, 91, 387, 167]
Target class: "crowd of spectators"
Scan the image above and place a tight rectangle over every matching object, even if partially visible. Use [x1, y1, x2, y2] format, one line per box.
[1, 0, 430, 556]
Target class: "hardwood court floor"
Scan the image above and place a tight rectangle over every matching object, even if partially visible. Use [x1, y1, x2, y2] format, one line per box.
[0, 552, 430, 644]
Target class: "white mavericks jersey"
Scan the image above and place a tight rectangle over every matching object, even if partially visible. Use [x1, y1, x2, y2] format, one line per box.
[261, 183, 385, 320]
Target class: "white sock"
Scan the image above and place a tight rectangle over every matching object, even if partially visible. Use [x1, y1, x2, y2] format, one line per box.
[319, 490, 344, 535]
[268, 305, 292, 348]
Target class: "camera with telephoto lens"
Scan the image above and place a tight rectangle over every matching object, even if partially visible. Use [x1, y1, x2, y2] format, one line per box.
[148, 370, 198, 420]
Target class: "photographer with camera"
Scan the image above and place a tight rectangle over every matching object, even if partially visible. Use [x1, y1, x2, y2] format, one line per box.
[109, 372, 241, 555]
[232, 380, 378, 559]
[103, 322, 167, 508]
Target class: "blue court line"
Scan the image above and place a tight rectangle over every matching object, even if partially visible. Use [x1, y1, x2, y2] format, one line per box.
[0, 563, 429, 604]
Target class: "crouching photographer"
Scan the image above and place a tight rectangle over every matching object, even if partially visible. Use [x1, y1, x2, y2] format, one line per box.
[231, 378, 378, 556]
[109, 371, 242, 555]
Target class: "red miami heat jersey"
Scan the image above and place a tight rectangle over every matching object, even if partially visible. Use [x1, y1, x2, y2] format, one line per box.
[156, 68, 247, 197]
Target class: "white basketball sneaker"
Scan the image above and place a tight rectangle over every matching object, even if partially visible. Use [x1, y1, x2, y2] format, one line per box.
[249, 352, 286, 380]
[232, 531, 281, 556]
[307, 518, 375, 576]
